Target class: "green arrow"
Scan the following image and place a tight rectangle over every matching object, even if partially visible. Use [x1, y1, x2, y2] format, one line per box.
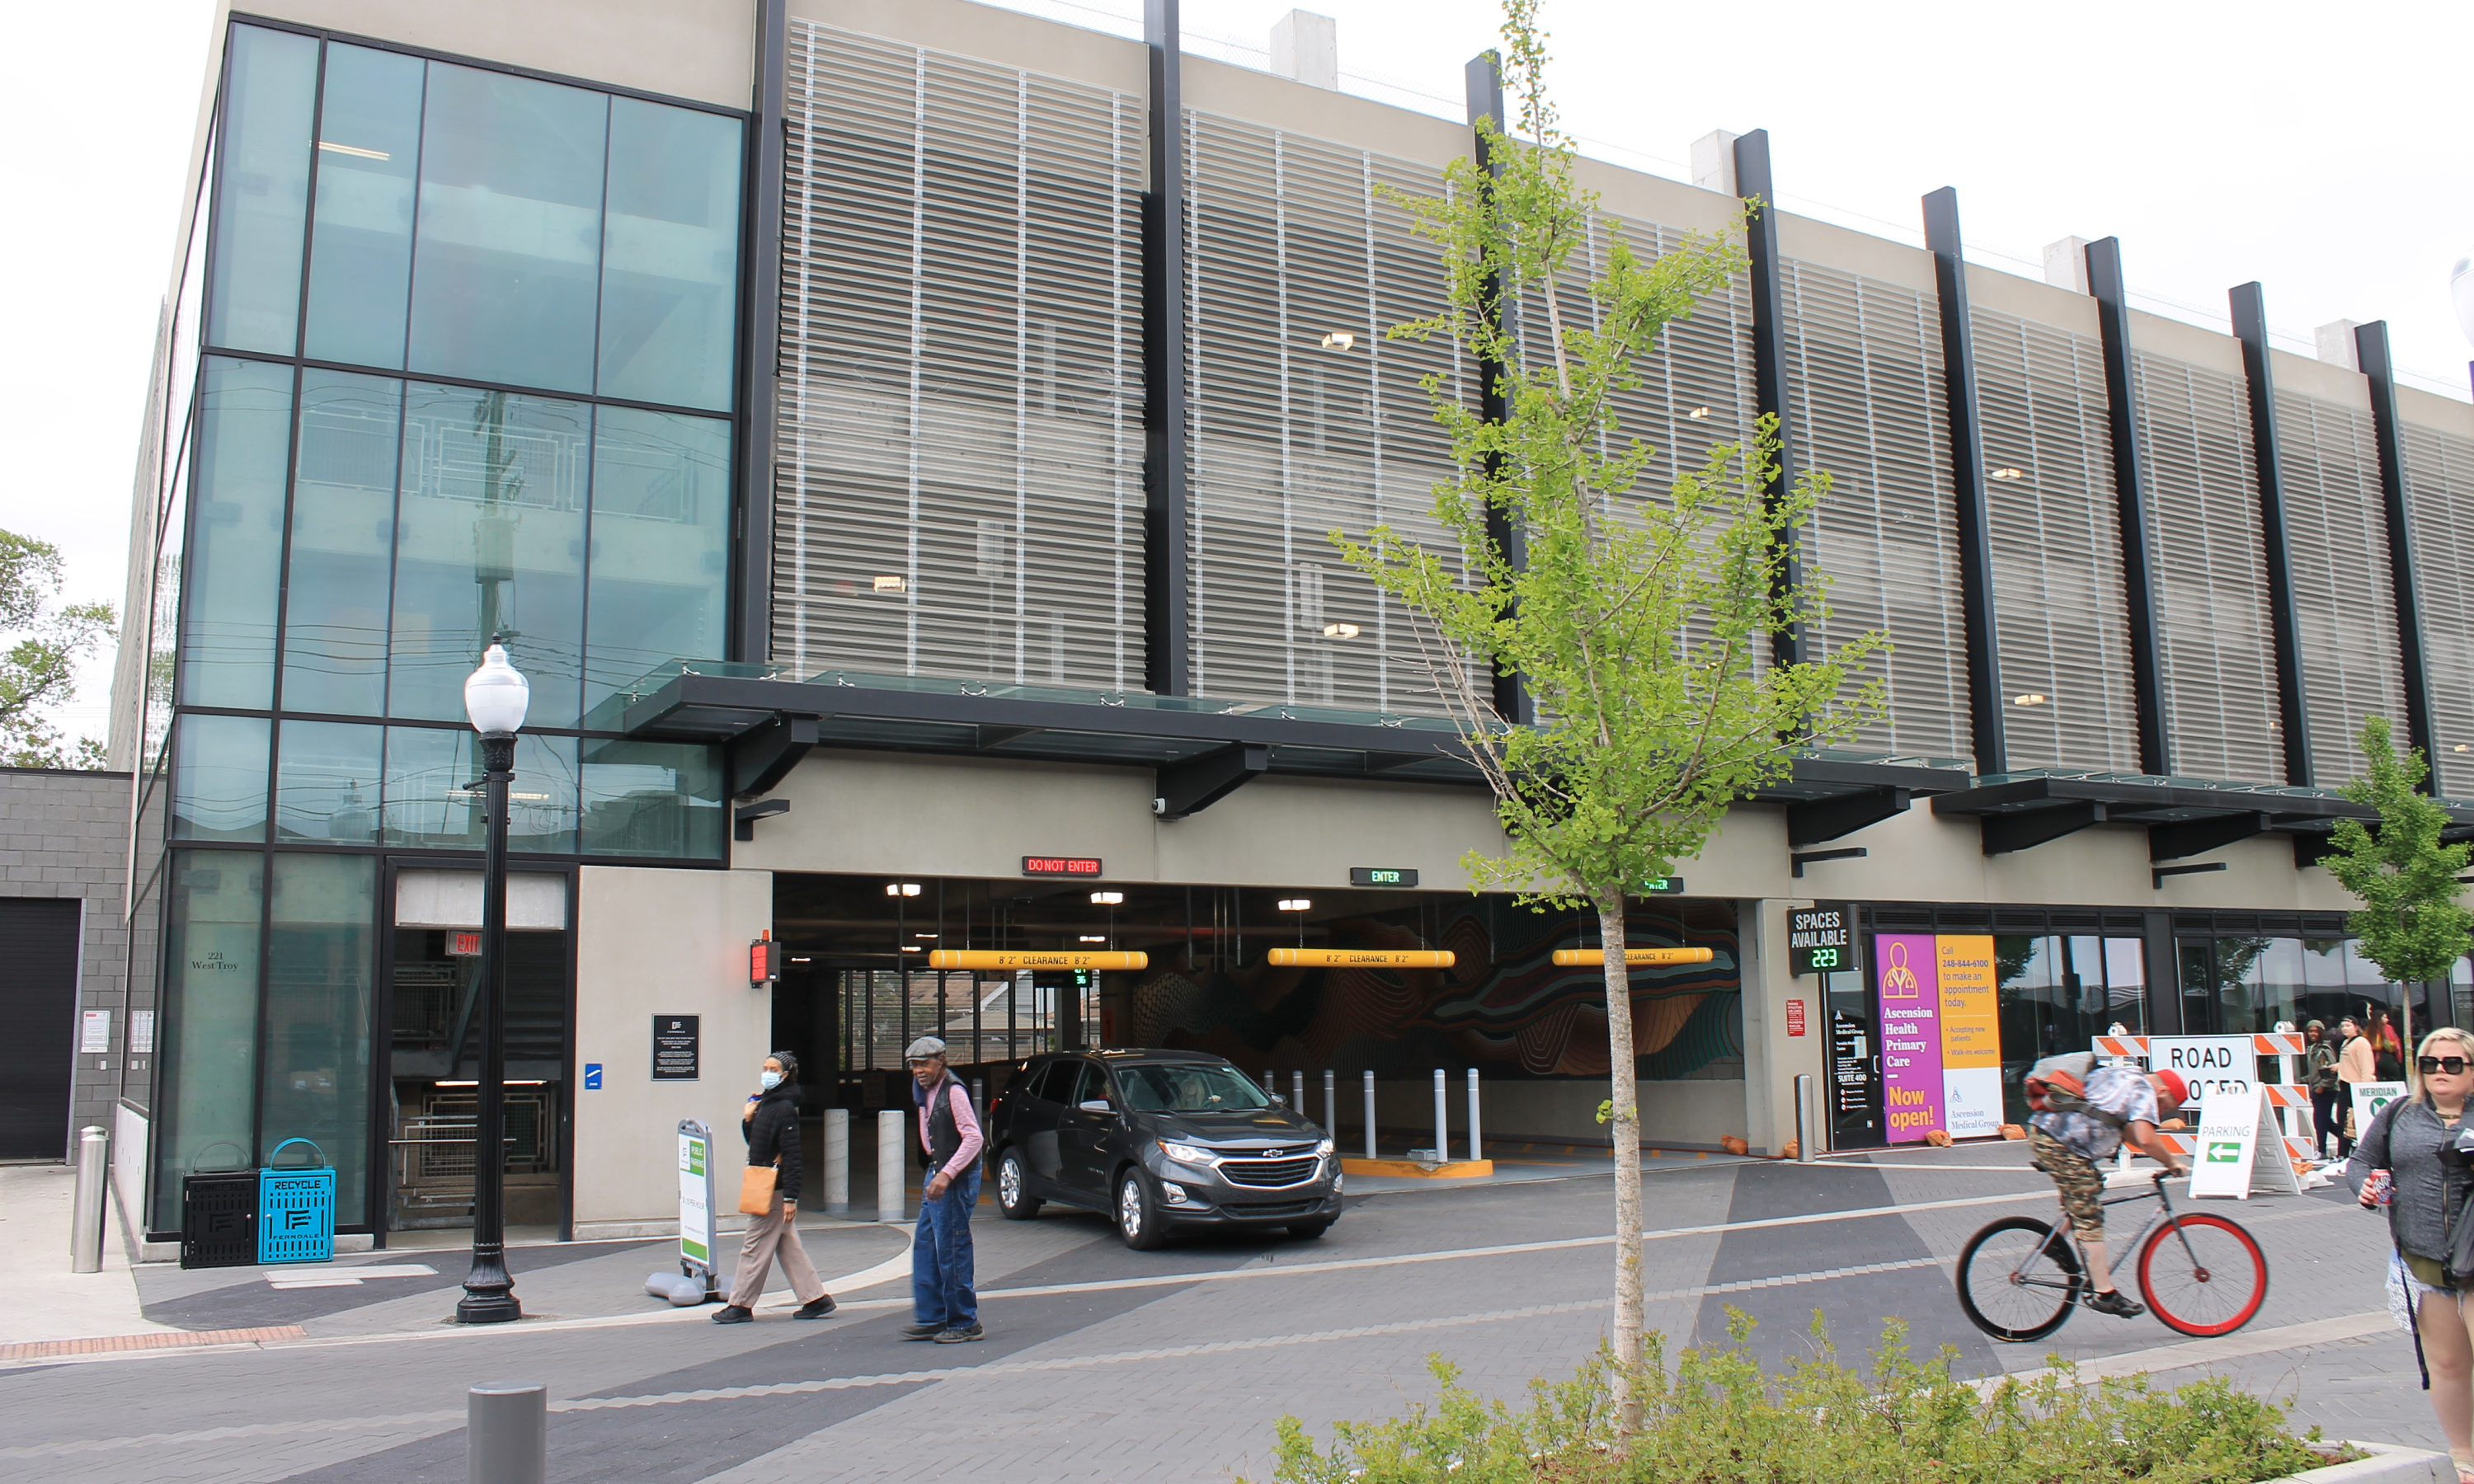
[2205, 1141, 2242, 1162]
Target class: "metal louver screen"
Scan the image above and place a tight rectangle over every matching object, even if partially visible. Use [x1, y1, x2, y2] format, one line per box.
[2274, 388, 2406, 783]
[2405, 423, 2474, 796]
[774, 23, 1144, 688]
[1780, 259, 1968, 764]
[2133, 353, 2284, 785]
[1183, 111, 1466, 713]
[1970, 309, 2138, 772]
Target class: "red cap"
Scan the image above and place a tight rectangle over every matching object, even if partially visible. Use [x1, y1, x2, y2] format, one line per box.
[2152, 1069, 2189, 1110]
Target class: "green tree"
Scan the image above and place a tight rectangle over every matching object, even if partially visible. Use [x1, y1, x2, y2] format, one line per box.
[1332, 0, 1881, 1423]
[1, 528, 116, 770]
[2325, 716, 2472, 1054]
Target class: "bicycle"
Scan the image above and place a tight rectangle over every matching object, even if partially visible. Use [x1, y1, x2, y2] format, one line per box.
[1954, 1169, 2269, 1341]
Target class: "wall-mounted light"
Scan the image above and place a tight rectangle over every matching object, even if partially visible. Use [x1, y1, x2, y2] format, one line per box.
[2013, 693, 2048, 707]
[1320, 331, 1356, 350]
[886, 882, 922, 897]
[1989, 467, 2025, 481]
[1090, 890, 1125, 905]
[1322, 622, 1360, 638]
[2457, 744, 2471, 754]
[872, 575, 906, 593]
[1686, 406, 1711, 420]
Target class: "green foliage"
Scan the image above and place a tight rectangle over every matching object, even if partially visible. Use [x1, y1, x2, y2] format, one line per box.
[0, 528, 116, 770]
[1247, 1314, 2343, 1484]
[2325, 716, 2474, 987]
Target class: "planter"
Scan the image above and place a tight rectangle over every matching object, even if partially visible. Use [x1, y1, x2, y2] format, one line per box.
[2281, 1441, 2453, 1484]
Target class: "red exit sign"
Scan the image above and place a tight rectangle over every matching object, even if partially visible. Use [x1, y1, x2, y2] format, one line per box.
[1022, 856, 1102, 877]
[446, 932, 482, 956]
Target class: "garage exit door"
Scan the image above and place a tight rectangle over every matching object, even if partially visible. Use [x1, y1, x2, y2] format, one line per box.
[0, 898, 80, 1162]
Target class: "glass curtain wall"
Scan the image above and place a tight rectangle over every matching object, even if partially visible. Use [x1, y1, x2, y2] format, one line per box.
[140, 18, 746, 1231]
[2178, 934, 2413, 1038]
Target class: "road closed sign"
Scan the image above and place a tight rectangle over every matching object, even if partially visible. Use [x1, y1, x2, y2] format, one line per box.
[2147, 1036, 2259, 1108]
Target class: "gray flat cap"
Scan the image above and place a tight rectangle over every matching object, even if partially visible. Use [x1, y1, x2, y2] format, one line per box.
[904, 1036, 948, 1061]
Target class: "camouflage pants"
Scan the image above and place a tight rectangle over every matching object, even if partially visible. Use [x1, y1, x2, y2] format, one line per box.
[2029, 1125, 2108, 1242]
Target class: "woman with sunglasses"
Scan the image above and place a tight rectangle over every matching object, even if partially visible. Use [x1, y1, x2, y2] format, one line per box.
[2348, 1026, 2474, 1482]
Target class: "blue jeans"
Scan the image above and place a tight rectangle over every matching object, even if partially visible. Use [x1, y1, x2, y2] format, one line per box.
[912, 1167, 979, 1328]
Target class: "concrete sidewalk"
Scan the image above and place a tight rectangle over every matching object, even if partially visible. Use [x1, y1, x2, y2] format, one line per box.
[0, 1163, 181, 1346]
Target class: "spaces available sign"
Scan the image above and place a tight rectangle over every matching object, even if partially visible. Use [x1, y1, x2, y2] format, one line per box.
[1871, 932, 2001, 1144]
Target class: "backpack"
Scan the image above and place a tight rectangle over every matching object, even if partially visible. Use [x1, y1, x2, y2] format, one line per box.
[2023, 1052, 2126, 1127]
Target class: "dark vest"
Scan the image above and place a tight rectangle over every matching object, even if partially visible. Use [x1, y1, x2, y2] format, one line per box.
[924, 1073, 969, 1171]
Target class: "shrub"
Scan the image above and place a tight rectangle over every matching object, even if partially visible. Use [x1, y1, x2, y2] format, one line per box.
[1249, 1310, 2347, 1484]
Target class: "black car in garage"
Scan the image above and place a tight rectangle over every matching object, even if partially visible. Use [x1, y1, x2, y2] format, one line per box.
[986, 1049, 1342, 1248]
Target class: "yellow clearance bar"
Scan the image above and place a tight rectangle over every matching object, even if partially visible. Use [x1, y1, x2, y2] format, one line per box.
[1266, 948, 1456, 968]
[926, 950, 1150, 970]
[1550, 947, 1717, 967]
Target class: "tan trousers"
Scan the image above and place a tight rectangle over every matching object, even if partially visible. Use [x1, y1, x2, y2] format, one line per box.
[728, 1193, 825, 1307]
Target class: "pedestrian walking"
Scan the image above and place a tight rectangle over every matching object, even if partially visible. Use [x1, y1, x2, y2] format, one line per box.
[2304, 1020, 2341, 1162]
[2345, 1028, 2474, 1484]
[2338, 1016, 2378, 1158]
[713, 1050, 836, 1324]
[901, 1036, 984, 1344]
[2376, 1009, 2409, 1082]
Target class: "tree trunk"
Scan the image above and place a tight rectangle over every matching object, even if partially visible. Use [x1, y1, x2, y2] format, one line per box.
[1597, 890, 1645, 1431]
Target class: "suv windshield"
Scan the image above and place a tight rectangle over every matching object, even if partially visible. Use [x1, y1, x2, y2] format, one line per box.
[1117, 1063, 1271, 1113]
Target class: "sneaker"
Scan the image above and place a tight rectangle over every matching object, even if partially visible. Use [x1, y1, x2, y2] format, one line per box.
[710, 1305, 755, 1324]
[793, 1295, 837, 1321]
[901, 1321, 945, 1340]
[2084, 1289, 2145, 1318]
[932, 1323, 985, 1344]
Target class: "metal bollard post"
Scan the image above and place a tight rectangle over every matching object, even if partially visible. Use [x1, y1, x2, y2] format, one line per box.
[877, 1108, 905, 1223]
[70, 1125, 107, 1274]
[1264, 1069, 1276, 1101]
[1431, 1069, 1447, 1163]
[822, 1109, 849, 1216]
[1794, 1074, 1818, 1163]
[1362, 1070, 1376, 1160]
[467, 1381, 546, 1484]
[1291, 1070, 1305, 1119]
[1465, 1068, 1482, 1163]
[1323, 1069, 1336, 1140]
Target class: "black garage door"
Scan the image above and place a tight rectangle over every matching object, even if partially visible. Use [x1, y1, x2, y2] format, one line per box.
[0, 898, 80, 1162]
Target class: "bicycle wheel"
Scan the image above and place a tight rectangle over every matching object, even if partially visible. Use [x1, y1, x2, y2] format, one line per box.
[2138, 1214, 2268, 1337]
[1956, 1217, 2082, 1342]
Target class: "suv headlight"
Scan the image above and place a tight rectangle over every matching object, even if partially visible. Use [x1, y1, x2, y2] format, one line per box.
[1316, 1138, 1336, 1157]
[1159, 1140, 1218, 1167]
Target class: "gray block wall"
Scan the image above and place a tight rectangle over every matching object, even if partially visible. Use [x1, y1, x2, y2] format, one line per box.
[1, 767, 134, 1161]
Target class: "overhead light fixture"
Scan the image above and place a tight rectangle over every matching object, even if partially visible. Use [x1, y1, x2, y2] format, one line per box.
[789, 956, 811, 964]
[1079, 935, 1108, 943]
[872, 575, 906, 593]
[1989, 467, 2025, 481]
[2013, 693, 2048, 707]
[2458, 744, 2471, 754]
[1277, 898, 1311, 912]
[1686, 406, 1711, 420]
[318, 141, 390, 160]
[1090, 890, 1125, 905]
[1320, 331, 1356, 350]
[887, 882, 922, 897]
[1323, 622, 1361, 638]
[901, 944, 923, 952]
[914, 932, 938, 938]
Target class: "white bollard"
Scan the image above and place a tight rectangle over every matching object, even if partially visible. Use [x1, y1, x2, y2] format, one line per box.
[822, 1109, 849, 1215]
[877, 1108, 905, 1223]
[1362, 1070, 1376, 1160]
[468, 1381, 546, 1484]
[1465, 1068, 1482, 1163]
[1432, 1068, 1448, 1163]
[71, 1125, 107, 1274]
[1264, 1069, 1277, 1101]
[1324, 1069, 1337, 1140]
[1292, 1070, 1305, 1118]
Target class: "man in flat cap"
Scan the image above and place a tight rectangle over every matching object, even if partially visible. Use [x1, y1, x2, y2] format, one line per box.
[903, 1037, 984, 1343]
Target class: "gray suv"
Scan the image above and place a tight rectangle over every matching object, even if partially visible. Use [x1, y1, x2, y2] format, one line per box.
[986, 1050, 1342, 1249]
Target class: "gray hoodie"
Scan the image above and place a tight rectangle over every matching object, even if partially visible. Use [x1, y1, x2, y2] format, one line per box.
[2345, 1098, 2472, 1264]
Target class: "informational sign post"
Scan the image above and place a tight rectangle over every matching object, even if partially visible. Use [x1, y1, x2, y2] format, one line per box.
[1935, 936, 2002, 1139]
[1788, 904, 1853, 977]
[678, 1120, 716, 1273]
[2147, 1036, 2260, 1106]
[653, 1015, 701, 1081]
[2351, 1081, 2409, 1139]
[1874, 934, 1944, 1143]
[2188, 1087, 2304, 1200]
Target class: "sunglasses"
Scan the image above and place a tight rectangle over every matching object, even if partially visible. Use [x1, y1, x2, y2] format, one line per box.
[2419, 1056, 2472, 1076]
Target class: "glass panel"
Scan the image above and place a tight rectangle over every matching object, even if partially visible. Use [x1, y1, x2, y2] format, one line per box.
[597, 99, 741, 411]
[407, 63, 607, 393]
[2212, 936, 2270, 1035]
[180, 358, 295, 709]
[171, 712, 270, 842]
[205, 25, 317, 353]
[303, 44, 426, 369]
[584, 407, 731, 713]
[2100, 937, 2146, 1036]
[2257, 937, 2307, 1030]
[275, 720, 383, 842]
[263, 853, 376, 1223]
[153, 849, 265, 1223]
[2177, 940, 2215, 1035]
[510, 733, 581, 855]
[282, 371, 402, 716]
[383, 726, 576, 852]
[581, 740, 723, 858]
[389, 385, 589, 726]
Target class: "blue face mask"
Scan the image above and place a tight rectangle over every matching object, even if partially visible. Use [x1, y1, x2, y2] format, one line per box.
[760, 1071, 783, 1091]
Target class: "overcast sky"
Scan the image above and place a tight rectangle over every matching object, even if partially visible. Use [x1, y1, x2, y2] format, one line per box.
[4, 0, 2468, 749]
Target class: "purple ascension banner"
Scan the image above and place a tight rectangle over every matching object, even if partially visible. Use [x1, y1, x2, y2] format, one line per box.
[1873, 933, 1945, 1144]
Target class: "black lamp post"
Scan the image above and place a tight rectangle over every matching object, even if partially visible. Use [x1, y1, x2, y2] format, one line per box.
[457, 641, 529, 1324]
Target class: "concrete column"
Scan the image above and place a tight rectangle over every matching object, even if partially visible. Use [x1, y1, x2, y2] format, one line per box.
[1738, 898, 1822, 1157]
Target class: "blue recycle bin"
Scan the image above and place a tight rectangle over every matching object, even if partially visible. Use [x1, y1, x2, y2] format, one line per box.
[258, 1139, 336, 1265]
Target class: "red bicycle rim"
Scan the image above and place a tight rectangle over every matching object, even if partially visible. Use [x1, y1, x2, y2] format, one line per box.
[2138, 1214, 2268, 1337]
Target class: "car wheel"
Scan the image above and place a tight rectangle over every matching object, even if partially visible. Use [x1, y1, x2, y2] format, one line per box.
[1287, 1221, 1333, 1240]
[997, 1150, 1042, 1220]
[1117, 1169, 1167, 1250]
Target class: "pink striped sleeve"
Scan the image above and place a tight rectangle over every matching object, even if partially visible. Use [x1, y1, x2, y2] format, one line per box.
[943, 1083, 984, 1176]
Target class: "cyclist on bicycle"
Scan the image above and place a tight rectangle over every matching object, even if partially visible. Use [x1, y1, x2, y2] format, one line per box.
[2027, 1063, 2189, 1317]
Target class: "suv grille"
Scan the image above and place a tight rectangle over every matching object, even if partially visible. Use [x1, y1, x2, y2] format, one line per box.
[1221, 1156, 1319, 1187]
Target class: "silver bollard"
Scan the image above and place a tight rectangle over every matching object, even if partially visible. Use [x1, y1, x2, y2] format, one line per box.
[71, 1125, 107, 1274]
[822, 1108, 849, 1216]
[467, 1380, 546, 1484]
[1794, 1073, 1818, 1163]
[1264, 1068, 1276, 1101]
[1291, 1069, 1305, 1118]
[1432, 1068, 1447, 1163]
[1362, 1070, 1376, 1160]
[1465, 1068, 1482, 1163]
[1323, 1068, 1336, 1139]
[877, 1108, 905, 1223]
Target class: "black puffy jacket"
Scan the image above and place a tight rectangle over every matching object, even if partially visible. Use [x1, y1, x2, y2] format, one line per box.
[743, 1083, 803, 1204]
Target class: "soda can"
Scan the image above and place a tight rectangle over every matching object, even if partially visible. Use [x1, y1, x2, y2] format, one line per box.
[2364, 1168, 2394, 1208]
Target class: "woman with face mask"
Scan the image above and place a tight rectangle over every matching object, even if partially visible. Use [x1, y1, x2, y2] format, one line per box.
[713, 1050, 835, 1324]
